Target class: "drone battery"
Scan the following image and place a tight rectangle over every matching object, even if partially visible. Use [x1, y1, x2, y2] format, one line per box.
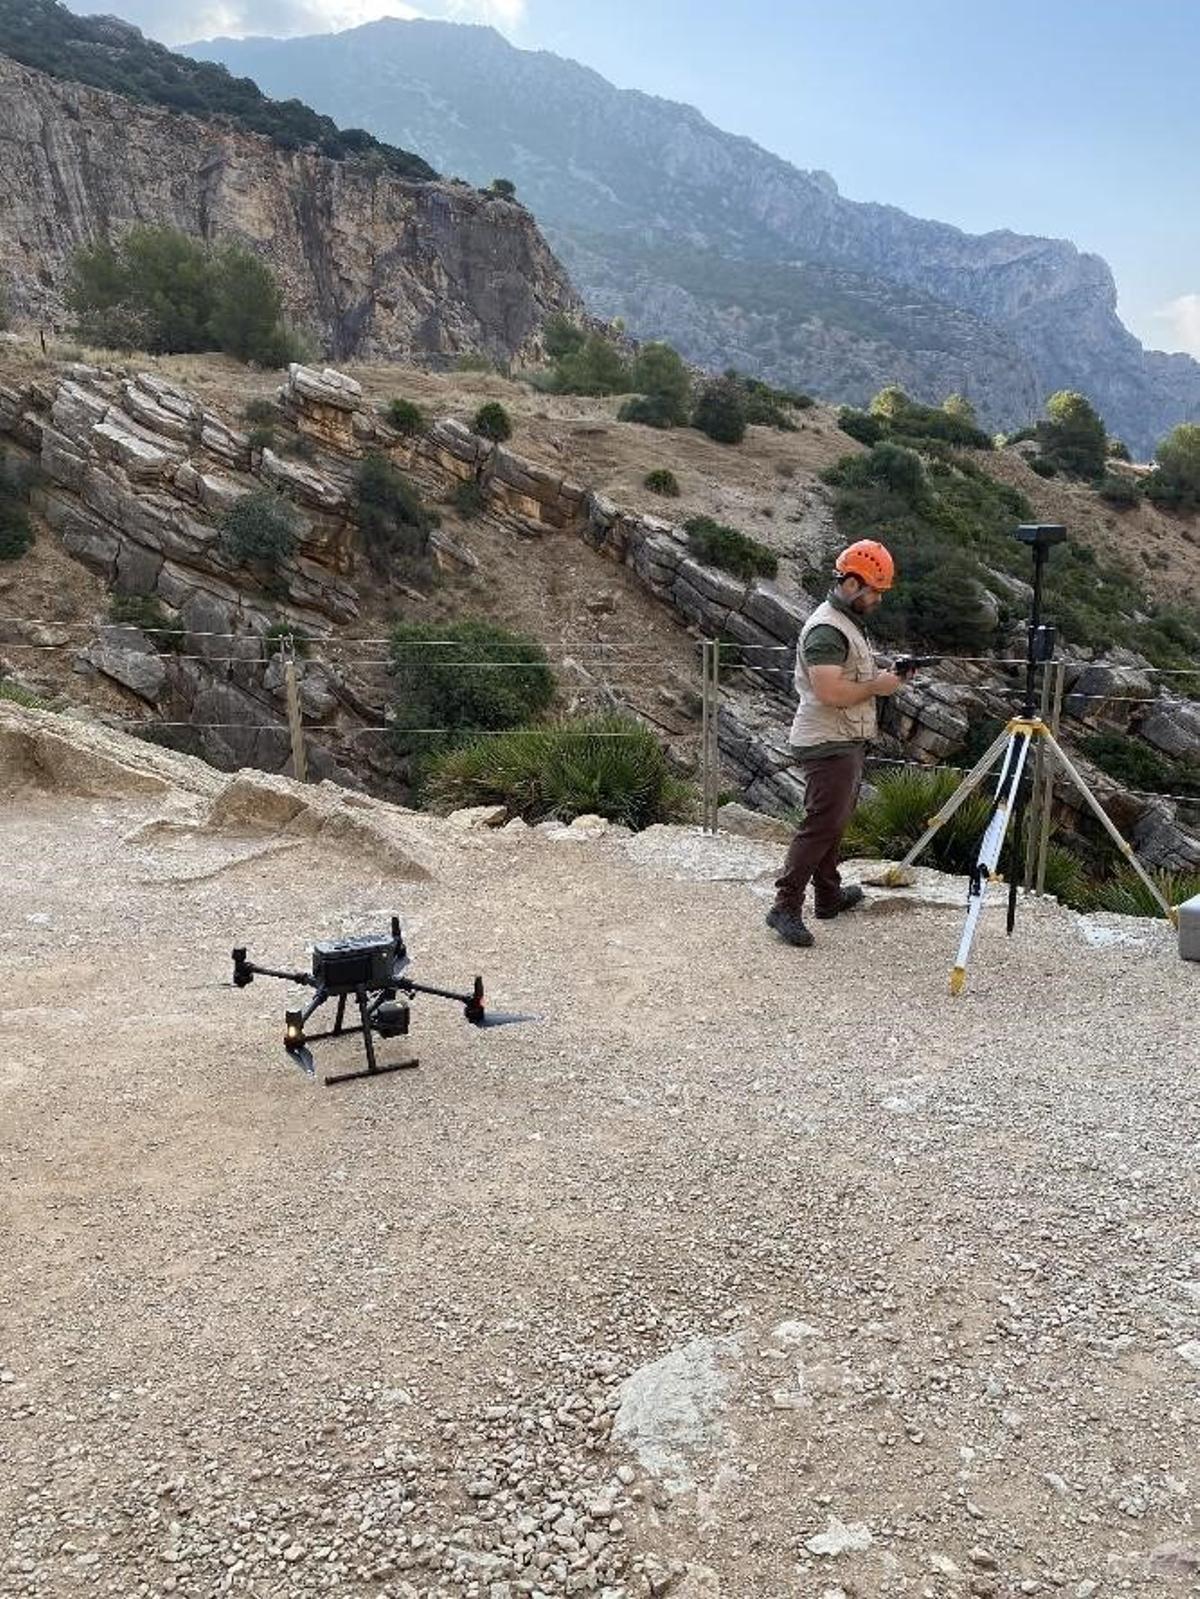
[313, 935, 395, 993]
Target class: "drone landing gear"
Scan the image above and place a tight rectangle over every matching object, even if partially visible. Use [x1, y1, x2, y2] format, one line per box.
[286, 989, 419, 1087]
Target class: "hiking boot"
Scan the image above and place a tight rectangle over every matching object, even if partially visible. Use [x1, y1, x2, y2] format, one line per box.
[766, 904, 815, 948]
[814, 884, 866, 920]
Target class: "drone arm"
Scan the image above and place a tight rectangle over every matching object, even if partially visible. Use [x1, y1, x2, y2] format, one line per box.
[231, 948, 318, 989]
[399, 975, 524, 1028]
[399, 976, 477, 1007]
[297, 987, 329, 1024]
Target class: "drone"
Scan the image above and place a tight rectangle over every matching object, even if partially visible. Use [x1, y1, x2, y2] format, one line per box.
[231, 917, 532, 1086]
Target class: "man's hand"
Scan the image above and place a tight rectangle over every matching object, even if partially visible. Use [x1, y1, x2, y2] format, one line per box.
[810, 664, 902, 706]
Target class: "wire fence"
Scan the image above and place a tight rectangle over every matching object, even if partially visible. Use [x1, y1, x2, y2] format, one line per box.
[4, 613, 1197, 810]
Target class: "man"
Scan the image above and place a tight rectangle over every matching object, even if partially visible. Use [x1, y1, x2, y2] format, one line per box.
[767, 540, 902, 948]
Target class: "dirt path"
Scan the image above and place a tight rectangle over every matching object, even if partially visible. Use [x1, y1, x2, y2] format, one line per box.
[1, 791, 1197, 1598]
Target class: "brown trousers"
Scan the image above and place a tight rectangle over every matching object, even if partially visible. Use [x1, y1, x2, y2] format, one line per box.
[774, 746, 866, 914]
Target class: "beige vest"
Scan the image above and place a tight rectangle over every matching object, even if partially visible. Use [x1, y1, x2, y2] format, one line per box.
[788, 599, 878, 748]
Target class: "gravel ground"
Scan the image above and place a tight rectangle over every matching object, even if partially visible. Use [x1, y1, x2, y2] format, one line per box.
[2, 767, 1198, 1599]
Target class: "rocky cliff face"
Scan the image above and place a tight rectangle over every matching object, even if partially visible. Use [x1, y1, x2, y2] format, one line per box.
[0, 52, 577, 365]
[188, 19, 1200, 456]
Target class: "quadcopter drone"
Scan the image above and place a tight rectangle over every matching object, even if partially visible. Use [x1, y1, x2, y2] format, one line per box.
[231, 917, 532, 1086]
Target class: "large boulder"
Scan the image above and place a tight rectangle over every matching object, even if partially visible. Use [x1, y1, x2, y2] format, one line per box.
[1138, 699, 1200, 763]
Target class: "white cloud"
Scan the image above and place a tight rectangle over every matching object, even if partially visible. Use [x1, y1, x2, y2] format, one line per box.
[84, 0, 523, 45]
[1152, 293, 1200, 359]
[445, 0, 525, 19]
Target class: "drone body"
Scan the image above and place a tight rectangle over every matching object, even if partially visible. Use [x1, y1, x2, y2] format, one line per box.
[231, 917, 530, 1086]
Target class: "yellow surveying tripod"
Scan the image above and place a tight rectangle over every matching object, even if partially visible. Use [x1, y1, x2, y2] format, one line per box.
[881, 525, 1176, 993]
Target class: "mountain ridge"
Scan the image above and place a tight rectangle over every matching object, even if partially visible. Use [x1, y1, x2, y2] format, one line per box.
[186, 16, 1200, 456]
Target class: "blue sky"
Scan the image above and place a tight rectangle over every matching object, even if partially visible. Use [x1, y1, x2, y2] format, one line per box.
[71, 0, 1200, 356]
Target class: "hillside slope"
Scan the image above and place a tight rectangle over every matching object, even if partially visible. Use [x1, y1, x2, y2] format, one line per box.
[2, 340, 1195, 887]
[187, 17, 1200, 456]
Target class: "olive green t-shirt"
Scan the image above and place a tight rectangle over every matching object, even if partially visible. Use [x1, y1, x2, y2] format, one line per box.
[795, 594, 869, 763]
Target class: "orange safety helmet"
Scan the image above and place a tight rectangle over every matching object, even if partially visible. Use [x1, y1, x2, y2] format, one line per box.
[835, 539, 895, 591]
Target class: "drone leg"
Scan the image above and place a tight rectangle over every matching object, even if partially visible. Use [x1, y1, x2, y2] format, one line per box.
[332, 993, 348, 1035]
[322, 986, 420, 1087]
[359, 989, 379, 1073]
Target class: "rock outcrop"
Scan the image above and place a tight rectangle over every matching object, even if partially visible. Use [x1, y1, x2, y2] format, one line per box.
[4, 354, 1194, 872]
[0, 53, 577, 365]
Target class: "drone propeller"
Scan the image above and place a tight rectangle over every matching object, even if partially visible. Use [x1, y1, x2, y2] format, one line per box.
[285, 1041, 316, 1076]
[463, 974, 536, 1029]
[470, 1007, 537, 1029]
[284, 1010, 316, 1077]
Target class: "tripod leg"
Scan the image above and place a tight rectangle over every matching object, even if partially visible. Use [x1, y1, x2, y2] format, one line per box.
[950, 731, 1034, 993]
[1043, 734, 1177, 922]
[880, 728, 1013, 885]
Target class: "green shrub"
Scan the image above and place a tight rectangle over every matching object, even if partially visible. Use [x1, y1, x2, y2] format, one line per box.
[1030, 456, 1058, 477]
[547, 334, 631, 396]
[244, 398, 280, 424]
[619, 394, 681, 429]
[1151, 422, 1200, 507]
[837, 408, 885, 446]
[1079, 731, 1196, 796]
[1091, 866, 1200, 918]
[66, 226, 298, 363]
[960, 714, 1006, 768]
[543, 314, 586, 360]
[627, 343, 691, 426]
[67, 227, 210, 353]
[388, 620, 554, 769]
[247, 424, 276, 452]
[1035, 390, 1108, 479]
[1098, 473, 1140, 507]
[262, 621, 311, 659]
[644, 468, 681, 497]
[452, 479, 486, 517]
[386, 398, 426, 436]
[455, 352, 499, 374]
[844, 768, 995, 875]
[108, 593, 183, 651]
[0, 450, 36, 560]
[1039, 843, 1094, 909]
[683, 515, 778, 581]
[473, 402, 512, 443]
[0, 675, 47, 708]
[719, 371, 812, 428]
[354, 454, 439, 574]
[490, 178, 517, 199]
[218, 488, 302, 569]
[861, 386, 993, 450]
[845, 767, 1092, 903]
[0, 501, 32, 560]
[1106, 439, 1131, 462]
[282, 433, 316, 461]
[942, 393, 977, 426]
[693, 378, 747, 444]
[208, 245, 299, 367]
[424, 714, 694, 829]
